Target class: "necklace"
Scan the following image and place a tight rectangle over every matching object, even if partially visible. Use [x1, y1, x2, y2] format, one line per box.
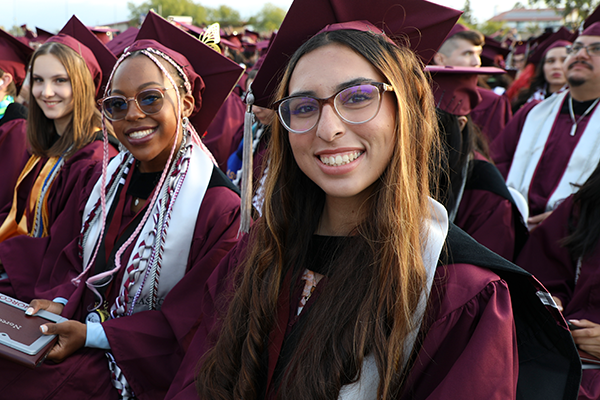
[569, 95, 600, 136]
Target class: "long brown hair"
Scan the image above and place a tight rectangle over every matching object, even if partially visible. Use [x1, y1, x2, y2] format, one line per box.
[197, 29, 440, 400]
[27, 41, 112, 158]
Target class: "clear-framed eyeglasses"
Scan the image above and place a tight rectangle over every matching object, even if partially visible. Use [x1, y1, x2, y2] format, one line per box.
[273, 82, 394, 134]
[565, 42, 600, 57]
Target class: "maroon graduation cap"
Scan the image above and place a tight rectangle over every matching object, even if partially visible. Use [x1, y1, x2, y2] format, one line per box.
[0, 29, 34, 89]
[244, 29, 260, 42]
[88, 26, 120, 45]
[583, 4, 600, 34]
[481, 36, 510, 67]
[35, 27, 54, 43]
[134, 11, 244, 136]
[250, 0, 462, 108]
[427, 65, 505, 116]
[447, 23, 469, 39]
[527, 27, 574, 65]
[52, 15, 117, 97]
[512, 40, 527, 55]
[106, 26, 139, 57]
[221, 34, 243, 51]
[21, 25, 36, 40]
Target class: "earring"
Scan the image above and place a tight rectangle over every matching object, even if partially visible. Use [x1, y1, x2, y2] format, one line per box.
[182, 116, 189, 129]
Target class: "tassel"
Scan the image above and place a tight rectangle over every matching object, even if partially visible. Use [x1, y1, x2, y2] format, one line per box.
[239, 88, 255, 235]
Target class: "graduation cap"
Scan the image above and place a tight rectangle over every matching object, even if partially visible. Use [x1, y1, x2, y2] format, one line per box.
[447, 23, 469, 39]
[35, 27, 54, 43]
[250, 0, 462, 108]
[21, 25, 36, 40]
[221, 34, 243, 51]
[134, 11, 244, 136]
[106, 27, 139, 57]
[527, 27, 573, 65]
[427, 65, 505, 116]
[511, 40, 528, 56]
[89, 26, 120, 44]
[244, 29, 260, 42]
[0, 28, 34, 89]
[583, 4, 600, 34]
[48, 15, 117, 97]
[481, 36, 510, 67]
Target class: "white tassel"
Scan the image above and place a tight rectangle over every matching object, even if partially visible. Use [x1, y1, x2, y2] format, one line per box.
[239, 88, 255, 235]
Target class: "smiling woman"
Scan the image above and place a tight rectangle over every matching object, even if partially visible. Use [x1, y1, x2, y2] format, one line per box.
[0, 12, 244, 399]
[168, 1, 580, 399]
[0, 17, 120, 304]
[31, 53, 74, 136]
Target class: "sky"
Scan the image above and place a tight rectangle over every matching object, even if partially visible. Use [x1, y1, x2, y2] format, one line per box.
[1, 0, 512, 33]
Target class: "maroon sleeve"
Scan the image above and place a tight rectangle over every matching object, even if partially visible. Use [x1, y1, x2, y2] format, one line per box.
[0, 143, 114, 303]
[401, 263, 518, 400]
[516, 196, 575, 307]
[0, 118, 28, 218]
[455, 189, 516, 261]
[101, 186, 241, 399]
[164, 235, 250, 400]
[489, 101, 538, 178]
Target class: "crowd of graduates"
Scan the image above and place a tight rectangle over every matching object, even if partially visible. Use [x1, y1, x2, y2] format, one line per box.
[0, 0, 599, 398]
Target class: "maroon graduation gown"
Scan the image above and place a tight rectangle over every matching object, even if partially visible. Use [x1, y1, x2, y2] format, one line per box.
[0, 165, 241, 400]
[516, 195, 600, 400]
[490, 98, 595, 216]
[0, 117, 28, 221]
[202, 94, 245, 172]
[0, 140, 118, 300]
[454, 153, 521, 261]
[164, 232, 518, 400]
[471, 87, 512, 144]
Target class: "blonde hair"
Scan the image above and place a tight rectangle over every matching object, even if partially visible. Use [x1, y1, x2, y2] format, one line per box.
[27, 41, 112, 158]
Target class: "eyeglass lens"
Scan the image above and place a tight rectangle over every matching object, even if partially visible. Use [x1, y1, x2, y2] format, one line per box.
[278, 84, 382, 133]
[568, 43, 600, 56]
[102, 89, 165, 121]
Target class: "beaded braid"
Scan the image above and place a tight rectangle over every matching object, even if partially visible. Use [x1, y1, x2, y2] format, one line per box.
[73, 47, 192, 313]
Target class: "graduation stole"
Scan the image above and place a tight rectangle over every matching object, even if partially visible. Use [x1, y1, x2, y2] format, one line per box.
[0, 154, 63, 242]
[80, 136, 213, 317]
[337, 198, 448, 399]
[507, 90, 600, 212]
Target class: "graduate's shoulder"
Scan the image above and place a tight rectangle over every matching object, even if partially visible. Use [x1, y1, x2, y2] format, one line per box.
[435, 224, 529, 306]
[196, 165, 241, 225]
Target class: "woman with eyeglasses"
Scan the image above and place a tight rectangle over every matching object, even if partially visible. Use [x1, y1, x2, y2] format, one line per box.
[0, 18, 120, 301]
[165, 2, 578, 399]
[0, 13, 243, 398]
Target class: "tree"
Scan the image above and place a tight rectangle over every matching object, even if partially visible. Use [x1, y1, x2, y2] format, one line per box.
[248, 3, 286, 32]
[127, 0, 208, 25]
[528, 0, 600, 25]
[462, 0, 476, 25]
[207, 5, 242, 26]
[478, 20, 509, 36]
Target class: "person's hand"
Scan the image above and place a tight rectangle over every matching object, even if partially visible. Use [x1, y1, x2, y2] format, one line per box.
[552, 296, 563, 312]
[570, 319, 600, 358]
[25, 299, 65, 316]
[528, 211, 552, 231]
[40, 320, 87, 363]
